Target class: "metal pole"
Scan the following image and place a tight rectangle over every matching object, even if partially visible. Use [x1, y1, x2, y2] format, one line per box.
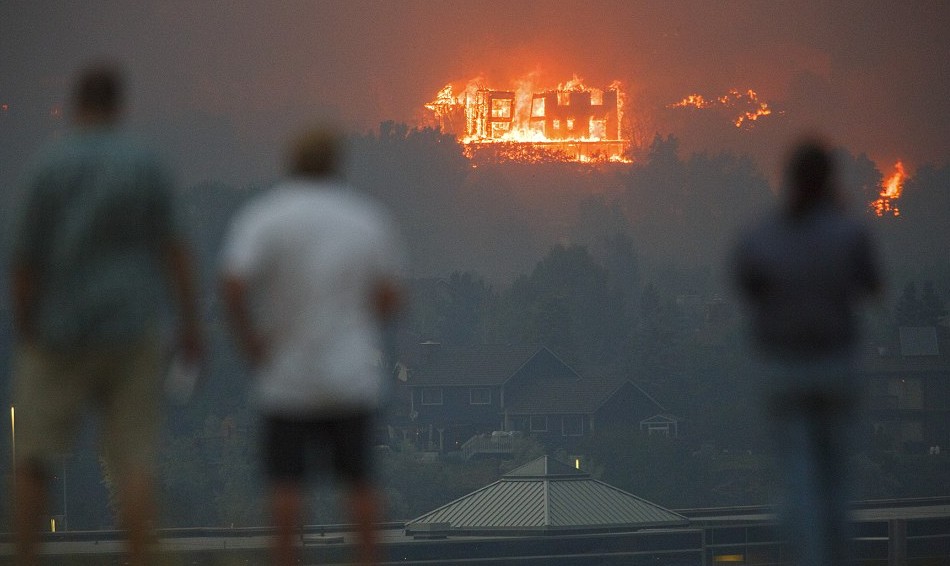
[62, 456, 68, 531]
[10, 406, 15, 503]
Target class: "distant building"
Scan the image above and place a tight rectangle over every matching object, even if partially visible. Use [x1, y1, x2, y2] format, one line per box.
[864, 326, 950, 453]
[406, 456, 689, 536]
[426, 81, 629, 162]
[390, 344, 673, 454]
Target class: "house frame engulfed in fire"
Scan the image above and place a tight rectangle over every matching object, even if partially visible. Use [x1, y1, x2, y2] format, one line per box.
[426, 81, 628, 162]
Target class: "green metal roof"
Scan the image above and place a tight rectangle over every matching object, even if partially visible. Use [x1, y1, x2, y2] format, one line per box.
[505, 457, 584, 478]
[405, 456, 689, 536]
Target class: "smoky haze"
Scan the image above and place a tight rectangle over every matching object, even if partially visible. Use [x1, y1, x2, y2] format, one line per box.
[1, 2, 948, 187]
[2, 0, 950, 553]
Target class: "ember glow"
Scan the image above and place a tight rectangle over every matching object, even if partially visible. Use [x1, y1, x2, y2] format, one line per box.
[425, 75, 630, 163]
[871, 161, 907, 217]
[670, 89, 772, 128]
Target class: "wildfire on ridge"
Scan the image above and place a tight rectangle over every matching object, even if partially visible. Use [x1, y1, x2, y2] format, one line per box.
[424, 75, 630, 163]
[871, 161, 906, 217]
[669, 89, 772, 128]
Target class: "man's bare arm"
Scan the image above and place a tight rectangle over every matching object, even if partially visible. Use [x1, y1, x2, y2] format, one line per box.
[11, 263, 37, 342]
[165, 241, 204, 362]
[221, 274, 267, 366]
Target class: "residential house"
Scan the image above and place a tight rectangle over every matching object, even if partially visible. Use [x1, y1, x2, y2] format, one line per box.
[863, 326, 950, 453]
[396, 344, 672, 453]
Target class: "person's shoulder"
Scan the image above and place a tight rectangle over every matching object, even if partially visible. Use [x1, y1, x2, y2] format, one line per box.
[816, 207, 872, 238]
[312, 182, 390, 219]
[232, 182, 321, 226]
[30, 131, 85, 165]
[21, 131, 94, 183]
[738, 210, 783, 242]
[109, 131, 166, 164]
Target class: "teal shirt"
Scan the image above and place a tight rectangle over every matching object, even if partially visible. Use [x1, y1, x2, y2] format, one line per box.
[13, 127, 177, 350]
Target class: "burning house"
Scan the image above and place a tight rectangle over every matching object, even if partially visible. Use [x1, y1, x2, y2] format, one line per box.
[426, 77, 629, 162]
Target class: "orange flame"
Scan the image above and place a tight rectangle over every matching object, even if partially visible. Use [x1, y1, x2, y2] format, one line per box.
[871, 161, 906, 217]
[669, 88, 772, 128]
[425, 74, 630, 163]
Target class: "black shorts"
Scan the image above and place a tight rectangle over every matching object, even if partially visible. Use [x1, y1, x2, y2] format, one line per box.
[263, 412, 373, 485]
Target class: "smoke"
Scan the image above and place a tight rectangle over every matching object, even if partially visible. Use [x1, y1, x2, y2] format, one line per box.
[3, 2, 949, 190]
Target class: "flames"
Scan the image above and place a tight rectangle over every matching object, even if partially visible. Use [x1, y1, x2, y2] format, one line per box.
[425, 75, 630, 163]
[871, 161, 906, 217]
[669, 89, 772, 128]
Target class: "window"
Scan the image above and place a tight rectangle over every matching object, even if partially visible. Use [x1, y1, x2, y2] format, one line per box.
[646, 423, 671, 436]
[640, 415, 678, 438]
[491, 98, 512, 118]
[469, 388, 491, 405]
[589, 118, 606, 139]
[562, 415, 583, 436]
[420, 387, 443, 405]
[531, 97, 545, 117]
[508, 416, 528, 432]
[489, 121, 511, 138]
[530, 416, 548, 432]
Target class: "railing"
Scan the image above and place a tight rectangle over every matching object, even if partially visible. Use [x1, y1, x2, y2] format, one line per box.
[460, 434, 515, 460]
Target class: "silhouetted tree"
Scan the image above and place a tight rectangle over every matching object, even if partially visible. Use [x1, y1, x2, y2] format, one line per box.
[621, 134, 772, 271]
[494, 244, 627, 366]
[896, 281, 947, 327]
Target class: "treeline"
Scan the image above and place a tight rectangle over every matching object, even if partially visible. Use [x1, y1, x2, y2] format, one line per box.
[2, 123, 948, 529]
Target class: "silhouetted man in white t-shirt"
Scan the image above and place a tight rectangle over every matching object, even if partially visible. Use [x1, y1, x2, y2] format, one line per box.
[220, 127, 404, 566]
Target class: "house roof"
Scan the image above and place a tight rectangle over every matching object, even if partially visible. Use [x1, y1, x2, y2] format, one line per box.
[503, 375, 665, 415]
[862, 328, 950, 374]
[408, 344, 544, 387]
[503, 373, 617, 414]
[408, 344, 665, 416]
[405, 456, 689, 536]
[640, 414, 679, 424]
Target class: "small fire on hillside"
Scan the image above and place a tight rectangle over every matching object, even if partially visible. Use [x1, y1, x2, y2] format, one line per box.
[871, 161, 906, 217]
[425, 75, 630, 163]
[669, 89, 772, 128]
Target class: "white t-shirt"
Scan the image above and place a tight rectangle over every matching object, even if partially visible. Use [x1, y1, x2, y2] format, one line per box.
[220, 180, 405, 416]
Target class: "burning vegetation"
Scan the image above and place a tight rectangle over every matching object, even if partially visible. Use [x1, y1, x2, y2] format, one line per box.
[669, 89, 773, 128]
[871, 161, 906, 217]
[423, 77, 905, 220]
[425, 75, 630, 163]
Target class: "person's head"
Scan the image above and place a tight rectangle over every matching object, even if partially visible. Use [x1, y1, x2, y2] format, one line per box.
[784, 138, 838, 216]
[288, 126, 344, 179]
[73, 63, 124, 126]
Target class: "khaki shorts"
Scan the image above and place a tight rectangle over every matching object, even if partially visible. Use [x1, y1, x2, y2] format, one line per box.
[13, 334, 164, 478]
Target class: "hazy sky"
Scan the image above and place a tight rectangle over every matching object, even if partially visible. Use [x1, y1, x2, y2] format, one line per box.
[2, 1, 948, 187]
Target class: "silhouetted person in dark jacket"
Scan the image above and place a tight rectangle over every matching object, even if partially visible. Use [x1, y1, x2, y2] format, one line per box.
[733, 139, 882, 566]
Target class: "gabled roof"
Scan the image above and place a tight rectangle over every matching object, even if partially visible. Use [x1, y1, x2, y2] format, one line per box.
[862, 328, 950, 373]
[408, 344, 548, 387]
[405, 456, 689, 536]
[899, 326, 940, 356]
[640, 414, 679, 424]
[503, 374, 665, 415]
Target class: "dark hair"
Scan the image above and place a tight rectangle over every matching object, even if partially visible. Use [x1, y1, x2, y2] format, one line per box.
[289, 126, 343, 178]
[73, 63, 124, 115]
[785, 139, 838, 216]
